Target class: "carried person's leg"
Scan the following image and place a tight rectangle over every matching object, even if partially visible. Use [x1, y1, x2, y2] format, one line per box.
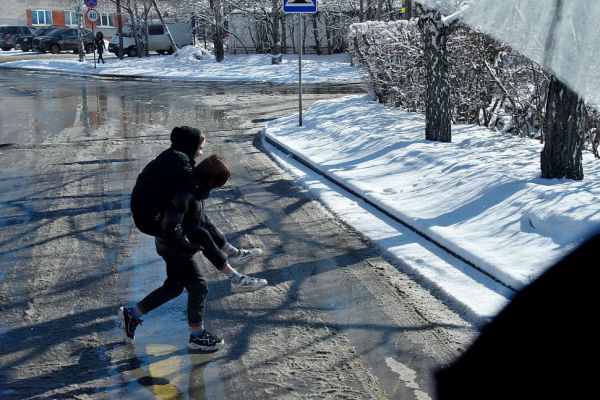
[187, 225, 228, 269]
[195, 217, 263, 267]
[190, 226, 267, 293]
[206, 225, 263, 267]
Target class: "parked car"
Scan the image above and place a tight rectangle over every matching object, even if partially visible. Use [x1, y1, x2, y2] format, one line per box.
[16, 26, 61, 52]
[0, 25, 36, 51]
[33, 27, 95, 54]
[109, 20, 193, 57]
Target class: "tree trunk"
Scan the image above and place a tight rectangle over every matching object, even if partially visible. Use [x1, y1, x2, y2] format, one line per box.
[541, 76, 584, 180]
[281, 14, 288, 54]
[116, 0, 124, 59]
[325, 14, 332, 55]
[271, 0, 282, 64]
[405, 0, 413, 20]
[210, 0, 224, 62]
[132, 0, 143, 57]
[143, 18, 149, 57]
[75, 3, 84, 62]
[375, 0, 385, 20]
[422, 8, 451, 142]
[151, 0, 177, 53]
[311, 13, 321, 55]
[359, 0, 365, 22]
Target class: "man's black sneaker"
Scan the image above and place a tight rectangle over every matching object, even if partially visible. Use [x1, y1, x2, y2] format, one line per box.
[188, 330, 224, 351]
[118, 306, 142, 340]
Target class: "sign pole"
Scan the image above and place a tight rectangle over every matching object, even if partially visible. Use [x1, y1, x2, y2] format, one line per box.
[284, 0, 317, 127]
[92, 22, 97, 69]
[85, 6, 99, 67]
[298, 13, 303, 127]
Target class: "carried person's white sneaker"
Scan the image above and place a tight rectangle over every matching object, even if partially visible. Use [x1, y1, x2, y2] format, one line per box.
[231, 275, 268, 293]
[229, 248, 263, 267]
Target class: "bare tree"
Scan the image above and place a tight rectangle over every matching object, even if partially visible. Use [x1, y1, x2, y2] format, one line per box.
[210, 0, 225, 61]
[115, 0, 124, 58]
[107, 0, 150, 57]
[311, 13, 322, 55]
[271, 0, 282, 64]
[417, 4, 453, 142]
[541, 77, 584, 180]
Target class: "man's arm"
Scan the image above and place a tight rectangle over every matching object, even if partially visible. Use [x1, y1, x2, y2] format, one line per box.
[161, 191, 201, 254]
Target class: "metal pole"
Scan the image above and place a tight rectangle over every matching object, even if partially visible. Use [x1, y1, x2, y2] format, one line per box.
[93, 23, 97, 68]
[298, 13, 303, 127]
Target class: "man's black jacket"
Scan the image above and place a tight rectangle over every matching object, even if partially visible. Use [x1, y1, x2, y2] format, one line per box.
[130, 126, 201, 237]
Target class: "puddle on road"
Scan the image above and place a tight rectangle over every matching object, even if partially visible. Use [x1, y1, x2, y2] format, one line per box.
[124, 344, 186, 399]
[114, 229, 226, 399]
[0, 70, 365, 146]
[301, 268, 438, 399]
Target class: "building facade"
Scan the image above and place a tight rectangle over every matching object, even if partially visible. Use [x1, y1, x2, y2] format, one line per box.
[1, 0, 122, 38]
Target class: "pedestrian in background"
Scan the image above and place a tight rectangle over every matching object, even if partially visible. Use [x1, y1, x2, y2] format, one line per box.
[95, 31, 105, 64]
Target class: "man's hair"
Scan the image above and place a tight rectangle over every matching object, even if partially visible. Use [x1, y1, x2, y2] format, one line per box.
[194, 154, 230, 188]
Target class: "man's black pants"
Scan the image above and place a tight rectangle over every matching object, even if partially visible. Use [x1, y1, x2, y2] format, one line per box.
[138, 238, 209, 327]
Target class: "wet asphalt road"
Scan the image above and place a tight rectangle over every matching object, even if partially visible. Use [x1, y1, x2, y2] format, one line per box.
[0, 69, 475, 399]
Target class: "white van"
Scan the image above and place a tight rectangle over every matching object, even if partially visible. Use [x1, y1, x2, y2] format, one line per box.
[108, 19, 193, 57]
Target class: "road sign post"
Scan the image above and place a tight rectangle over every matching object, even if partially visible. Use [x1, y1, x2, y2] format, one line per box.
[283, 0, 317, 13]
[86, 8, 99, 68]
[283, 0, 317, 127]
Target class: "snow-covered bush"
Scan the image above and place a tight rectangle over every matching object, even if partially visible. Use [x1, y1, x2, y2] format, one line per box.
[348, 19, 600, 155]
[347, 20, 425, 111]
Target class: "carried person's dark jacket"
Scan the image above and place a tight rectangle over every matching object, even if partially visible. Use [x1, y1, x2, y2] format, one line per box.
[157, 180, 228, 268]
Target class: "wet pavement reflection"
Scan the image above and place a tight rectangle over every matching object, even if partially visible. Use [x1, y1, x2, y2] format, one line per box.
[0, 70, 365, 145]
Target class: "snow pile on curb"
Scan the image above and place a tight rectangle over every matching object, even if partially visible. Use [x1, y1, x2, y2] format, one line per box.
[173, 45, 214, 62]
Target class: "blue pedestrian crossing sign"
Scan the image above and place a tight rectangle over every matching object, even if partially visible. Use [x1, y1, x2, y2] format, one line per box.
[283, 0, 318, 13]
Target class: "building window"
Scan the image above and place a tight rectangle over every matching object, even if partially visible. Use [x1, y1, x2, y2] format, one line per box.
[65, 11, 77, 26]
[32, 10, 52, 26]
[99, 13, 115, 27]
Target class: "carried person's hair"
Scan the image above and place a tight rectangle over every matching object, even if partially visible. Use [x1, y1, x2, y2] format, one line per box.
[194, 154, 230, 188]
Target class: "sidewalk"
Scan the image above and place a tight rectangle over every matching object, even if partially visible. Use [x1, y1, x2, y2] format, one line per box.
[263, 94, 600, 322]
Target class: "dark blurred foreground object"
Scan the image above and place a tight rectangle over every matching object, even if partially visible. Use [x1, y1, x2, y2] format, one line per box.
[436, 231, 599, 400]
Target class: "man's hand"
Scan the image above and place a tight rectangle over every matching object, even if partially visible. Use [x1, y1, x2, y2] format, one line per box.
[168, 236, 203, 255]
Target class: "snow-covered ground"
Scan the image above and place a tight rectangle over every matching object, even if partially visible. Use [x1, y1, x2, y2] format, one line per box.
[2, 46, 598, 322]
[1, 46, 364, 84]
